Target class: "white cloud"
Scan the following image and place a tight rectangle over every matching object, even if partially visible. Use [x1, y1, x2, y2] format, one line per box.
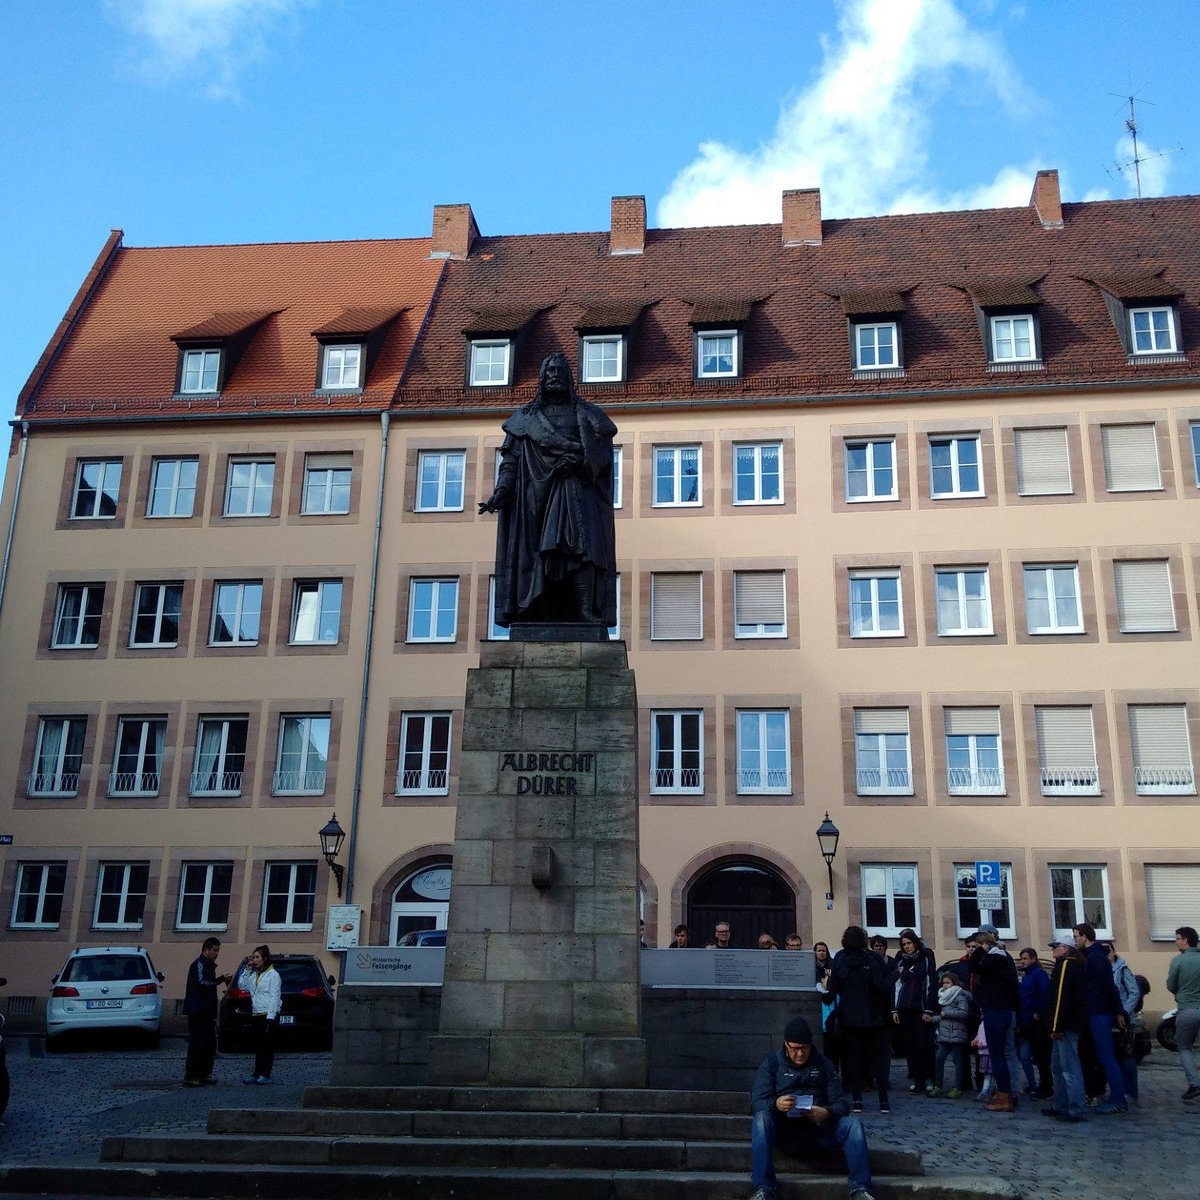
[105, 0, 309, 99]
[658, 0, 1030, 227]
[1110, 134, 1175, 199]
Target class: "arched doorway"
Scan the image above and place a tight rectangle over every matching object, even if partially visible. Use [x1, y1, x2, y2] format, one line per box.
[389, 859, 451, 944]
[687, 858, 795, 949]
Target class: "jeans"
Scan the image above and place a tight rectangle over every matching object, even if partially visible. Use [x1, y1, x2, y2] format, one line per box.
[1018, 1023, 1052, 1092]
[1087, 1012, 1126, 1106]
[184, 1013, 217, 1081]
[251, 1015, 275, 1080]
[750, 1109, 872, 1194]
[1176, 1006, 1200, 1088]
[934, 1042, 962, 1091]
[981, 1009, 1020, 1093]
[1051, 1032, 1088, 1118]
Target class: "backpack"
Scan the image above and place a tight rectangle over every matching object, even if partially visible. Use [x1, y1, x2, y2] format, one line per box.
[1134, 974, 1151, 1014]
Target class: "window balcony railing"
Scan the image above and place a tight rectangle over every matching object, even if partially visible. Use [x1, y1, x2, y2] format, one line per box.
[109, 771, 160, 797]
[653, 767, 702, 791]
[947, 767, 1005, 794]
[189, 770, 243, 796]
[396, 768, 449, 794]
[27, 771, 79, 797]
[1134, 765, 1196, 795]
[856, 767, 913, 794]
[1040, 767, 1100, 795]
[272, 768, 327, 795]
[738, 767, 791, 792]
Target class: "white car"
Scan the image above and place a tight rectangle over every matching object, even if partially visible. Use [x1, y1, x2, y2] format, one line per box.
[46, 946, 165, 1049]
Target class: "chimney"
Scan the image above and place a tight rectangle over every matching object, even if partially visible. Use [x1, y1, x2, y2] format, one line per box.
[610, 195, 646, 256]
[1030, 169, 1063, 230]
[431, 203, 479, 260]
[782, 188, 822, 246]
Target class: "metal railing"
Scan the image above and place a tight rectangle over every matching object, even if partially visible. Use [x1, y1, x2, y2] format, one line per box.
[27, 771, 79, 796]
[396, 767, 448, 793]
[1134, 765, 1196, 794]
[737, 767, 791, 791]
[856, 767, 913, 792]
[947, 767, 1005, 794]
[189, 770, 243, 796]
[109, 770, 160, 796]
[272, 768, 327, 794]
[1040, 767, 1099, 795]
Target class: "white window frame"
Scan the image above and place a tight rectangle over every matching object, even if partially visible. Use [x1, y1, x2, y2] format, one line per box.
[1130, 704, 1196, 795]
[407, 577, 459, 643]
[274, 714, 331, 795]
[110, 716, 165, 797]
[487, 576, 509, 641]
[944, 709, 1004, 795]
[415, 449, 467, 513]
[1191, 422, 1200, 487]
[612, 446, 623, 509]
[653, 445, 702, 507]
[29, 717, 86, 796]
[581, 334, 624, 383]
[849, 570, 903, 638]
[10, 861, 68, 929]
[190, 716, 247, 796]
[929, 434, 983, 498]
[210, 580, 262, 646]
[1128, 306, 1177, 354]
[854, 321, 898, 369]
[954, 863, 1016, 939]
[176, 861, 233, 931]
[1050, 864, 1111, 940]
[301, 454, 352, 515]
[396, 712, 452, 795]
[651, 710, 703, 794]
[696, 329, 739, 378]
[934, 567, 992, 636]
[845, 438, 896, 502]
[260, 861, 318, 931]
[1023, 564, 1083, 634]
[854, 721, 913, 795]
[223, 457, 275, 517]
[650, 572, 703, 641]
[736, 709, 790, 794]
[860, 863, 920, 937]
[130, 582, 183, 648]
[93, 862, 149, 930]
[469, 339, 512, 386]
[1035, 705, 1100, 796]
[52, 583, 104, 648]
[320, 343, 363, 389]
[989, 314, 1037, 362]
[733, 442, 783, 505]
[71, 459, 122, 519]
[290, 579, 342, 645]
[733, 570, 786, 639]
[147, 456, 198, 518]
[180, 348, 221, 394]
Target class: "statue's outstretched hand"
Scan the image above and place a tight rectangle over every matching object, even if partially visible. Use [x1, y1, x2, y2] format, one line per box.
[479, 490, 509, 514]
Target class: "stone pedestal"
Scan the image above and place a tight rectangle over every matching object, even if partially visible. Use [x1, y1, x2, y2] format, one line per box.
[427, 640, 645, 1087]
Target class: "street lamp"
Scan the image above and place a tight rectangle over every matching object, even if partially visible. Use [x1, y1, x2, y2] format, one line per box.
[318, 813, 346, 898]
[816, 812, 840, 906]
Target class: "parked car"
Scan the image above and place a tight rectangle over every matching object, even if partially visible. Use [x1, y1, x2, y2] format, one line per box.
[1, 976, 9, 1119]
[46, 947, 164, 1050]
[218, 954, 335, 1052]
[396, 928, 446, 947]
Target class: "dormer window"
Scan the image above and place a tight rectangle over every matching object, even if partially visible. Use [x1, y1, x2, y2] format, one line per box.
[462, 306, 544, 389]
[841, 290, 907, 376]
[311, 306, 405, 393]
[990, 314, 1037, 362]
[1092, 274, 1183, 364]
[696, 329, 738, 378]
[171, 309, 278, 397]
[581, 335, 623, 383]
[469, 339, 512, 386]
[967, 281, 1043, 370]
[574, 302, 643, 385]
[855, 322, 899, 369]
[180, 348, 221, 394]
[320, 343, 362, 390]
[1130, 306, 1177, 354]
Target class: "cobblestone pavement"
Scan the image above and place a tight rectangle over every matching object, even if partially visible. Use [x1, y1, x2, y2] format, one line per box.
[1, 1034, 1197, 1198]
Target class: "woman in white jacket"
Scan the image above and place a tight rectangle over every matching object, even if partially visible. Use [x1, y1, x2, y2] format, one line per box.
[240, 945, 281, 1084]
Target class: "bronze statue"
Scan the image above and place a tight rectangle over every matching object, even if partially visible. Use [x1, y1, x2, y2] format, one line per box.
[479, 352, 617, 631]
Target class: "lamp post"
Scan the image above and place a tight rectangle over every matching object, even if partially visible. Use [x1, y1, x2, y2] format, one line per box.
[816, 812, 840, 910]
[318, 813, 346, 898]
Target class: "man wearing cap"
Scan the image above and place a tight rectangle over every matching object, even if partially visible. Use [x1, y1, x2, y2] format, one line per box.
[1042, 936, 1089, 1123]
[749, 1015, 876, 1200]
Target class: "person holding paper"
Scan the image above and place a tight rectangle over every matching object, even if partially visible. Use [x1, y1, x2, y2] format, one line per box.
[749, 1015, 876, 1200]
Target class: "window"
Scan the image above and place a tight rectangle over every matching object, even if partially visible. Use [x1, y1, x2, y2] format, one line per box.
[176, 861, 233, 930]
[651, 710, 703, 793]
[855, 322, 898, 369]
[1146, 865, 1200, 940]
[29, 717, 85, 796]
[1013, 427, 1071, 495]
[320, 343, 362, 389]
[1101, 423, 1161, 492]
[696, 329, 738, 378]
[989, 315, 1037, 362]
[147, 457, 198, 517]
[650, 573, 703, 640]
[302, 454, 351, 515]
[608, 573, 621, 641]
[581, 335, 623, 383]
[854, 709, 912, 794]
[733, 442, 782, 505]
[1191, 422, 1200, 487]
[1114, 559, 1175, 632]
[94, 862, 149, 930]
[1050, 864, 1110, 938]
[223, 457, 275, 517]
[736, 710, 790, 793]
[845, 439, 896, 502]
[407, 578, 459, 643]
[944, 708, 1003, 794]
[1023, 564, 1082, 634]
[929, 435, 982, 498]
[415, 450, 466, 512]
[180, 348, 221, 394]
[469, 339, 511, 386]
[110, 717, 165, 796]
[397, 712, 451, 794]
[71, 459, 121, 519]
[1129, 306, 1177, 354]
[612, 446, 623, 509]
[210, 581, 262, 646]
[190, 716, 247, 796]
[653, 445, 701, 506]
[487, 577, 509, 641]
[1035, 706, 1099, 795]
[10, 861, 67, 929]
[1130, 704, 1195, 795]
[849, 570, 902, 638]
[274, 715, 330, 795]
[935, 567, 991, 635]
[954, 863, 1015, 938]
[52, 583, 104, 648]
[861, 864, 918, 936]
[131, 582, 183, 647]
[261, 861, 317, 930]
[733, 570, 786, 638]
[290, 580, 342, 645]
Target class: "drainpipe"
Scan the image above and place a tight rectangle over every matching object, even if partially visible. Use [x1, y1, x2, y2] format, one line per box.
[0, 421, 31, 622]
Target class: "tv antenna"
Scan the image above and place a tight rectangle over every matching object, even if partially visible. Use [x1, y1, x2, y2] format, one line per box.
[1105, 91, 1182, 199]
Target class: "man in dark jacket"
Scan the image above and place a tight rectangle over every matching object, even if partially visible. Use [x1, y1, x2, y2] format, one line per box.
[182, 937, 231, 1087]
[1017, 947, 1052, 1098]
[831, 925, 893, 1113]
[749, 1015, 875, 1200]
[1042, 936, 1089, 1122]
[1072, 922, 1127, 1114]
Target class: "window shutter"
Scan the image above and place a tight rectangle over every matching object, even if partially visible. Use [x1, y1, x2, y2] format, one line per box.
[854, 708, 909, 735]
[1114, 560, 1175, 632]
[1034, 706, 1096, 770]
[650, 573, 703, 640]
[733, 571, 785, 626]
[1146, 865, 1200, 940]
[1129, 705, 1193, 791]
[944, 707, 1000, 735]
[1102, 423, 1161, 491]
[1014, 427, 1071, 495]
[307, 451, 353, 470]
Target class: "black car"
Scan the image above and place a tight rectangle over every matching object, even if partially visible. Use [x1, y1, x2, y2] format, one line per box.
[217, 955, 335, 1052]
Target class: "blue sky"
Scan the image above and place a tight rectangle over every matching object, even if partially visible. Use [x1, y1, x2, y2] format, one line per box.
[3, 0, 1198, 437]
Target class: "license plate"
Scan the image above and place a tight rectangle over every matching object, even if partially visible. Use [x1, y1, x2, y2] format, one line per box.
[86, 999, 123, 1009]
[278, 1015, 294, 1025]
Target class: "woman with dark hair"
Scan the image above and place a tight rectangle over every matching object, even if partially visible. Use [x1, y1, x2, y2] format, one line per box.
[813, 941, 834, 1038]
[891, 928, 937, 1094]
[967, 930, 1021, 1111]
[240, 945, 281, 1085]
[829, 924, 892, 1114]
